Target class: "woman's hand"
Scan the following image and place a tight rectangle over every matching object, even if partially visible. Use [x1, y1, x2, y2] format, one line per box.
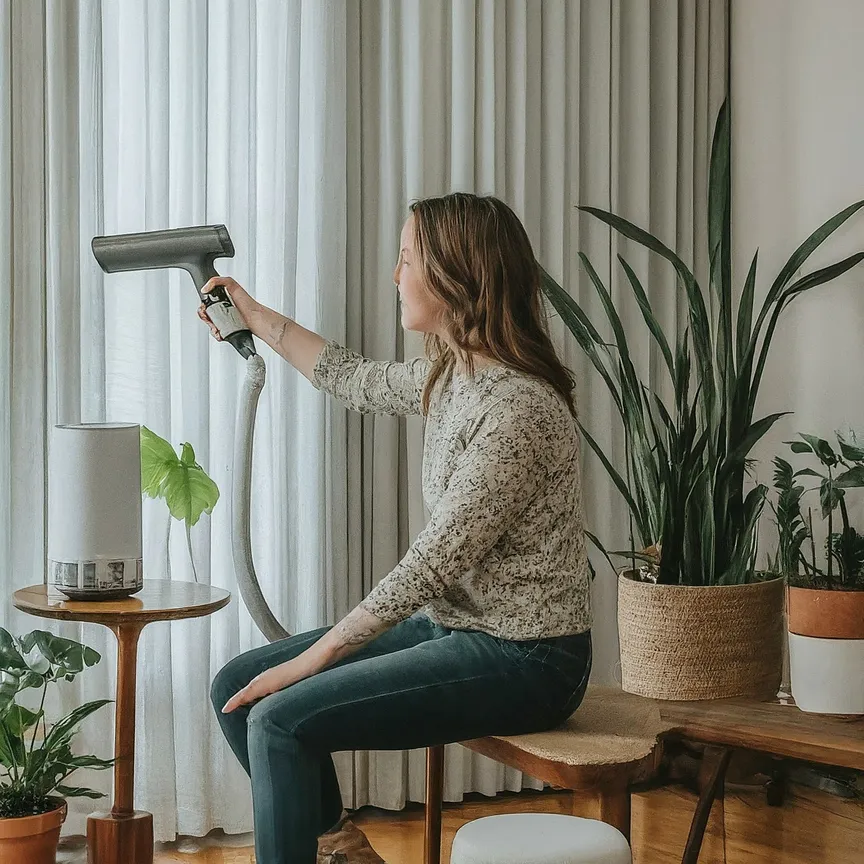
[198, 276, 259, 341]
[220, 605, 391, 714]
[221, 655, 315, 714]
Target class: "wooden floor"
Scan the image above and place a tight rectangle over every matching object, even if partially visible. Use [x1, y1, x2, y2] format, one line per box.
[56, 781, 864, 864]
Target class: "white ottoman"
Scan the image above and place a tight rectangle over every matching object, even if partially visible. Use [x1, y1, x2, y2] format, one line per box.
[450, 813, 631, 864]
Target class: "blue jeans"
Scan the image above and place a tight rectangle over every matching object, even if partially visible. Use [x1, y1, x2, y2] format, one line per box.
[210, 612, 592, 864]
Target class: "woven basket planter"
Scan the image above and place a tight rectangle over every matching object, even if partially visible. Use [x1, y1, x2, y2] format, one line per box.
[617, 571, 785, 700]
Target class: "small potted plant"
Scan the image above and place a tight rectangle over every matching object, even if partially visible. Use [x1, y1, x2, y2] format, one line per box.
[770, 431, 864, 715]
[541, 98, 864, 699]
[0, 628, 112, 863]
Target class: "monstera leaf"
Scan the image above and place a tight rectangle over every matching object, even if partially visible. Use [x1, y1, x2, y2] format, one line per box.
[140, 427, 219, 528]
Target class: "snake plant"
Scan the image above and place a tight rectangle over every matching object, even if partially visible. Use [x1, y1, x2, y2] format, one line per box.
[542, 100, 864, 585]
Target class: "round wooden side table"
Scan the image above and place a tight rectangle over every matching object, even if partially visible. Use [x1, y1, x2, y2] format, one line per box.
[12, 579, 231, 864]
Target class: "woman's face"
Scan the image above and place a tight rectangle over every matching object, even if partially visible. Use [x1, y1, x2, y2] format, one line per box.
[393, 216, 444, 335]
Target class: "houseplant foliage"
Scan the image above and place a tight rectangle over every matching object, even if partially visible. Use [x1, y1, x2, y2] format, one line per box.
[541, 99, 864, 587]
[0, 628, 112, 818]
[772, 430, 864, 588]
[772, 431, 864, 714]
[140, 426, 219, 582]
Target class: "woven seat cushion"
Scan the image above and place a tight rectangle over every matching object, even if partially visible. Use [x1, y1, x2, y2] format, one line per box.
[450, 813, 631, 864]
[492, 686, 664, 767]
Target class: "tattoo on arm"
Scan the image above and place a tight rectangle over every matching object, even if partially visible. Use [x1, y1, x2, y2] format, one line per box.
[270, 319, 290, 349]
[329, 606, 391, 659]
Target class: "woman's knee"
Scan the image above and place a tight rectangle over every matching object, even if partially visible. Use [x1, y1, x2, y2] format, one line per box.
[210, 654, 256, 713]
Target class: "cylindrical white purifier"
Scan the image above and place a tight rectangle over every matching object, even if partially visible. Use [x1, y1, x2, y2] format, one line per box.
[47, 423, 143, 599]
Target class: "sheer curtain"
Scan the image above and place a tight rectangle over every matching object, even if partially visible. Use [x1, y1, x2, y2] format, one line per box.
[0, 0, 726, 841]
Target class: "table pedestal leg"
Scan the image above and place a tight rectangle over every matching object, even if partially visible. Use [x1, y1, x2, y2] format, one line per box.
[423, 745, 445, 864]
[87, 623, 153, 864]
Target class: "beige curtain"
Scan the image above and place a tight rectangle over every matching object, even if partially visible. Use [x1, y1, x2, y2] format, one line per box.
[0, 0, 727, 838]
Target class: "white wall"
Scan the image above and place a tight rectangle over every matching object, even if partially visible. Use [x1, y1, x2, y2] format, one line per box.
[732, 0, 864, 504]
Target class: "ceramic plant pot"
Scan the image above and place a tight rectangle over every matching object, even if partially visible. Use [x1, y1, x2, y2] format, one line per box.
[787, 586, 864, 715]
[0, 799, 67, 864]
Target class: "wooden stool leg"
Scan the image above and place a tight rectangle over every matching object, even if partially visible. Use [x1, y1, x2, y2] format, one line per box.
[682, 746, 732, 864]
[424, 745, 445, 864]
[595, 786, 631, 842]
[87, 623, 153, 864]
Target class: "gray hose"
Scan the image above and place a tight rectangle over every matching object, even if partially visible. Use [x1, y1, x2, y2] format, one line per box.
[232, 354, 290, 642]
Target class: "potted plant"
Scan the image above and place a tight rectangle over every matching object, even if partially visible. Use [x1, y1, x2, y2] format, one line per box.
[140, 426, 220, 582]
[540, 98, 864, 700]
[770, 431, 864, 714]
[0, 628, 112, 863]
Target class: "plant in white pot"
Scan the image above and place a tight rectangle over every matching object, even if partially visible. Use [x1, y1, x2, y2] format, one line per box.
[0, 628, 111, 864]
[540, 98, 864, 700]
[139, 426, 220, 582]
[770, 432, 864, 715]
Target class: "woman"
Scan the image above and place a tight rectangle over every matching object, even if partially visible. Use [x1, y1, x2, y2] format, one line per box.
[202, 193, 592, 864]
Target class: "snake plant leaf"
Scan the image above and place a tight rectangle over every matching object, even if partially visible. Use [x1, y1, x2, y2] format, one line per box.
[139, 427, 219, 528]
[736, 251, 758, 367]
[761, 199, 864, 314]
[617, 255, 675, 381]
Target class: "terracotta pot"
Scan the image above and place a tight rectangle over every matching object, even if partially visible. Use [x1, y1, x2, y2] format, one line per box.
[787, 585, 864, 639]
[0, 800, 67, 864]
[787, 585, 864, 715]
[617, 572, 785, 700]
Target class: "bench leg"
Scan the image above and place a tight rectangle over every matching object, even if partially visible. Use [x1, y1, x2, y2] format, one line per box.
[424, 744, 445, 864]
[681, 745, 732, 864]
[595, 786, 631, 842]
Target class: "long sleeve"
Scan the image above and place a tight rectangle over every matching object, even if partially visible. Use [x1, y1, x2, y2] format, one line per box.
[360, 382, 574, 624]
[312, 341, 431, 415]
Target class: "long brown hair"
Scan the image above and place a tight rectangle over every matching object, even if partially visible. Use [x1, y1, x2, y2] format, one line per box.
[409, 193, 576, 416]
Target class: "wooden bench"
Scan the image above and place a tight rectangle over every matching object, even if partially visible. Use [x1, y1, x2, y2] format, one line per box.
[422, 688, 864, 864]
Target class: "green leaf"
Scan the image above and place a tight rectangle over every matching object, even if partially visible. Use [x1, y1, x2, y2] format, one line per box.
[736, 251, 758, 367]
[54, 785, 106, 800]
[820, 480, 844, 519]
[64, 754, 114, 771]
[834, 466, 864, 488]
[43, 700, 112, 754]
[0, 726, 25, 769]
[800, 434, 837, 466]
[616, 255, 675, 380]
[18, 631, 99, 679]
[140, 426, 180, 498]
[140, 427, 220, 528]
[762, 200, 864, 314]
[787, 441, 813, 455]
[0, 671, 20, 715]
[794, 468, 824, 480]
[4, 705, 42, 736]
[0, 629, 26, 675]
[837, 433, 864, 463]
[160, 462, 220, 527]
